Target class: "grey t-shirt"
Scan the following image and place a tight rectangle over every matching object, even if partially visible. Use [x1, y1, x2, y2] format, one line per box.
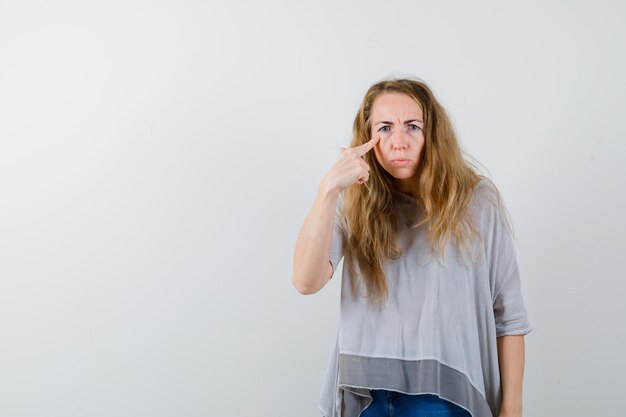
[319, 178, 532, 417]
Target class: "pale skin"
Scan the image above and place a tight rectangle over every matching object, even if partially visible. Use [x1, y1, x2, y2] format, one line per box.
[497, 335, 526, 417]
[292, 92, 526, 417]
[292, 134, 380, 295]
[292, 93, 424, 295]
[370, 92, 425, 198]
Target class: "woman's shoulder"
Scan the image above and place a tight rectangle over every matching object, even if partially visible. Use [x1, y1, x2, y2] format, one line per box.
[471, 176, 502, 211]
[474, 176, 498, 197]
[470, 176, 514, 235]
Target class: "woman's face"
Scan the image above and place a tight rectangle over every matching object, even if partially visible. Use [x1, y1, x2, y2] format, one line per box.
[370, 92, 425, 195]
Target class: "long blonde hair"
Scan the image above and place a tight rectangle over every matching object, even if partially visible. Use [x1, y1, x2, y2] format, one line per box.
[340, 77, 510, 307]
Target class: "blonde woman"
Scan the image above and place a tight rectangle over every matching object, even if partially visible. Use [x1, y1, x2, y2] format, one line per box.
[293, 78, 532, 417]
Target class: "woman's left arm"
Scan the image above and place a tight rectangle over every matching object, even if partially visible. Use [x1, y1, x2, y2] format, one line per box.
[496, 335, 525, 417]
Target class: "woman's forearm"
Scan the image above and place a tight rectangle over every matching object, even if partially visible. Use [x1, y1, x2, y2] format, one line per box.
[292, 181, 340, 295]
[496, 335, 526, 417]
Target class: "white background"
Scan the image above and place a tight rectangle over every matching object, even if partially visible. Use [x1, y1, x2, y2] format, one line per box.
[1, 1, 625, 416]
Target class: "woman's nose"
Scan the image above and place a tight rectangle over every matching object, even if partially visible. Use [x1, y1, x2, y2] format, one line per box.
[390, 128, 409, 149]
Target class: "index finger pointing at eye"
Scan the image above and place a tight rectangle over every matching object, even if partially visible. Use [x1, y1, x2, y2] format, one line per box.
[355, 135, 381, 157]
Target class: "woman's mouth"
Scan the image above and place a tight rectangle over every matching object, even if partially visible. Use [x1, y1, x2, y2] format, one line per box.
[391, 159, 409, 166]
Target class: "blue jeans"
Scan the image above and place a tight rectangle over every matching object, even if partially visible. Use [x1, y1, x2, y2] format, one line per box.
[359, 390, 472, 417]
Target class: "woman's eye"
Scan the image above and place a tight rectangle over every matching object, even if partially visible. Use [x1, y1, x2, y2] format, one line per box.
[409, 124, 421, 132]
[378, 126, 390, 133]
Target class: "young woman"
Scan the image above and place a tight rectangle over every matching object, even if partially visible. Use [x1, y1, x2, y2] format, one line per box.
[292, 78, 532, 417]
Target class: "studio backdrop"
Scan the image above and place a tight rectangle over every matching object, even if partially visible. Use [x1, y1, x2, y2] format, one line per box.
[0, 1, 624, 416]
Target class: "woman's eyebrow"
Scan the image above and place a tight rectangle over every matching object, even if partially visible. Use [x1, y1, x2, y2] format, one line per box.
[374, 119, 424, 126]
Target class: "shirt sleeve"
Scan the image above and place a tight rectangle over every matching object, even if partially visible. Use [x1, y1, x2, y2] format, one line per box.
[479, 182, 533, 337]
[328, 192, 345, 279]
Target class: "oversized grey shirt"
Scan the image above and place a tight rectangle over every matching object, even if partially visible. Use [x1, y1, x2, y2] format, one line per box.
[319, 178, 533, 417]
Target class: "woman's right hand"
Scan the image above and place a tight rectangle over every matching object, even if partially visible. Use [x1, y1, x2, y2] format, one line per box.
[321, 135, 381, 193]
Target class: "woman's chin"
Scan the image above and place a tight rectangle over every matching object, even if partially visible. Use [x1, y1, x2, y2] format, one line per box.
[388, 171, 417, 180]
